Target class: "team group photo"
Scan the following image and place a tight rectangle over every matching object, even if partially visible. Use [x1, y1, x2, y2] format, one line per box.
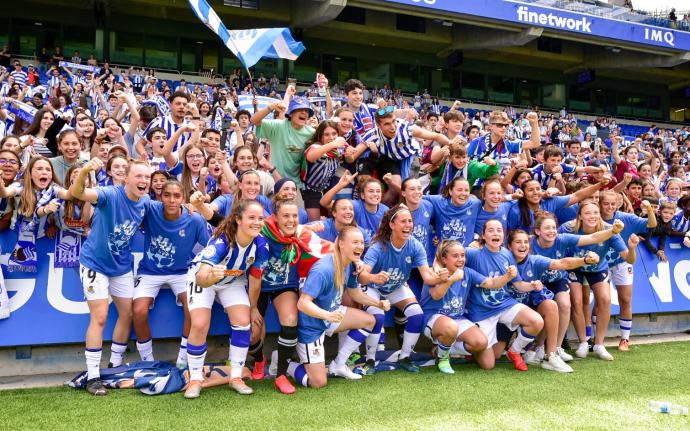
[0, 0, 689, 429]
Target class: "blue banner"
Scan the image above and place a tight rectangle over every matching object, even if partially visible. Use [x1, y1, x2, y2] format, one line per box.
[0, 230, 688, 347]
[382, 0, 690, 51]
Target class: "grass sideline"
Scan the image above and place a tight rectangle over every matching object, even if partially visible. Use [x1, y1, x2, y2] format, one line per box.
[1, 342, 689, 431]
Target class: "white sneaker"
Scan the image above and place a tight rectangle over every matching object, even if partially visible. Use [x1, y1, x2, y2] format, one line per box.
[541, 352, 574, 373]
[328, 362, 362, 380]
[523, 350, 543, 365]
[268, 350, 278, 376]
[592, 345, 614, 361]
[575, 342, 589, 359]
[556, 347, 574, 362]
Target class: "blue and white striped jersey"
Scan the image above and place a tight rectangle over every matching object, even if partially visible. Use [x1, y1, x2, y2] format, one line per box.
[362, 118, 421, 161]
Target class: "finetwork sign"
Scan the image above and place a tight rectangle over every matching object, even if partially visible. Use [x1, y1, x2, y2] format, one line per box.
[516, 6, 592, 33]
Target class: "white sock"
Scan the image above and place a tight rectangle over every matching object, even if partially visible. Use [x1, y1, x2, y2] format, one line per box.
[229, 324, 251, 379]
[365, 331, 380, 361]
[510, 328, 536, 353]
[535, 345, 545, 359]
[136, 339, 154, 362]
[187, 343, 207, 382]
[619, 318, 632, 340]
[109, 341, 127, 367]
[334, 329, 368, 365]
[85, 348, 102, 380]
[287, 361, 309, 387]
[450, 341, 470, 356]
[177, 336, 188, 366]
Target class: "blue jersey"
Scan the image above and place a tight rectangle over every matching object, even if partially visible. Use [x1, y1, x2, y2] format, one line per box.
[531, 163, 576, 190]
[137, 202, 211, 276]
[420, 267, 485, 320]
[465, 246, 522, 322]
[352, 199, 388, 242]
[555, 203, 579, 225]
[507, 196, 570, 232]
[211, 194, 272, 218]
[559, 223, 627, 272]
[362, 237, 428, 294]
[530, 234, 580, 283]
[672, 210, 689, 233]
[603, 211, 648, 266]
[511, 254, 553, 304]
[298, 255, 358, 343]
[196, 233, 270, 287]
[467, 134, 522, 174]
[313, 218, 371, 247]
[261, 236, 303, 292]
[168, 161, 217, 195]
[475, 202, 511, 236]
[80, 185, 149, 276]
[411, 200, 435, 263]
[423, 195, 483, 247]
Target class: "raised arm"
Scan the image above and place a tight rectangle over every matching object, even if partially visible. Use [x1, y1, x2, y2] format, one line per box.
[320, 170, 357, 209]
[250, 100, 285, 127]
[577, 219, 624, 246]
[521, 112, 540, 150]
[69, 158, 101, 203]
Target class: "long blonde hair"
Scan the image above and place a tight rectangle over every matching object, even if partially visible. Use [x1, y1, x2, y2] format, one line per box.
[333, 225, 361, 293]
[573, 200, 604, 232]
[19, 157, 60, 218]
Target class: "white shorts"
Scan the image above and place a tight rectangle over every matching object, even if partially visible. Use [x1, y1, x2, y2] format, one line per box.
[133, 273, 188, 306]
[364, 283, 416, 305]
[297, 333, 326, 364]
[187, 278, 250, 311]
[423, 314, 476, 341]
[476, 303, 527, 347]
[80, 264, 133, 301]
[609, 262, 634, 287]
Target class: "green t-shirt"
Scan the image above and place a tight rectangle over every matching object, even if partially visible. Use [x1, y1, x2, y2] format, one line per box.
[256, 119, 314, 188]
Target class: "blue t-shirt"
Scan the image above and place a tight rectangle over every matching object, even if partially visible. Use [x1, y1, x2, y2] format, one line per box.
[558, 224, 627, 272]
[313, 218, 371, 247]
[138, 202, 211, 276]
[603, 211, 647, 266]
[197, 233, 270, 287]
[507, 196, 570, 232]
[411, 200, 435, 263]
[362, 237, 428, 294]
[475, 202, 511, 236]
[352, 199, 389, 241]
[423, 195, 483, 246]
[510, 254, 553, 304]
[465, 246, 522, 322]
[420, 267, 486, 320]
[530, 233, 580, 283]
[212, 194, 272, 218]
[80, 185, 149, 276]
[298, 255, 358, 343]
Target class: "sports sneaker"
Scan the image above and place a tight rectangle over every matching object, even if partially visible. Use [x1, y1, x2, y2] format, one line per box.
[592, 345, 614, 361]
[437, 357, 455, 374]
[397, 356, 420, 373]
[524, 350, 543, 366]
[268, 350, 278, 377]
[556, 347, 574, 362]
[251, 358, 266, 380]
[274, 374, 296, 394]
[574, 342, 589, 359]
[229, 377, 254, 395]
[587, 337, 594, 352]
[541, 352, 574, 373]
[618, 339, 630, 352]
[328, 362, 362, 380]
[184, 380, 202, 399]
[506, 350, 528, 371]
[86, 378, 107, 396]
[346, 352, 361, 367]
[357, 359, 376, 375]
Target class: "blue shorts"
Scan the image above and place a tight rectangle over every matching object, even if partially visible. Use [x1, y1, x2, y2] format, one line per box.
[568, 270, 609, 286]
[545, 278, 570, 295]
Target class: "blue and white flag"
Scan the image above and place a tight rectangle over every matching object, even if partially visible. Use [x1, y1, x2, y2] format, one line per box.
[6, 100, 37, 123]
[142, 95, 171, 117]
[187, 0, 305, 68]
[238, 95, 277, 119]
[58, 61, 100, 74]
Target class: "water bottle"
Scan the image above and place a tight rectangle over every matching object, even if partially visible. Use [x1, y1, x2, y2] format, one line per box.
[649, 401, 688, 415]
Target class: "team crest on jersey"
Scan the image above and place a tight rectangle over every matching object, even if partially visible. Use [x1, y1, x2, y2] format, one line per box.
[247, 256, 255, 265]
[87, 285, 94, 294]
[313, 347, 320, 357]
[147, 235, 176, 269]
[140, 209, 146, 217]
[526, 270, 533, 277]
[405, 256, 412, 264]
[108, 220, 139, 256]
[179, 229, 185, 238]
[201, 245, 216, 258]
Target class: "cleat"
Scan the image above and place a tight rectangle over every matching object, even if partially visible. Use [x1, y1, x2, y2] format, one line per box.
[86, 378, 107, 396]
[397, 356, 420, 373]
[359, 359, 377, 375]
[328, 362, 362, 380]
[346, 352, 361, 367]
[184, 380, 202, 399]
[541, 352, 574, 373]
[574, 342, 589, 359]
[556, 347, 574, 362]
[437, 357, 455, 374]
[506, 350, 528, 371]
[229, 378, 254, 395]
[251, 358, 266, 380]
[592, 345, 614, 361]
[618, 339, 630, 352]
[524, 350, 543, 366]
[274, 374, 296, 394]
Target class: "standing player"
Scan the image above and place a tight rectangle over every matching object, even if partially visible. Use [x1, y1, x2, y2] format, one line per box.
[132, 180, 210, 368]
[70, 158, 151, 396]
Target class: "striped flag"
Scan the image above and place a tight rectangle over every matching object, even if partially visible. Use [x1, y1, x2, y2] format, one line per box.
[237, 94, 278, 119]
[187, 0, 305, 69]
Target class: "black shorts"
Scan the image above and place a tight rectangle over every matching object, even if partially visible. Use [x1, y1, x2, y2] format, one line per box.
[568, 270, 609, 287]
[301, 188, 323, 209]
[357, 153, 402, 177]
[496, 323, 514, 344]
[257, 287, 299, 317]
[545, 278, 570, 295]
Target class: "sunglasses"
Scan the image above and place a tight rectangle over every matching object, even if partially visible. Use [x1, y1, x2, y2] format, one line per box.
[492, 123, 509, 128]
[376, 106, 394, 117]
